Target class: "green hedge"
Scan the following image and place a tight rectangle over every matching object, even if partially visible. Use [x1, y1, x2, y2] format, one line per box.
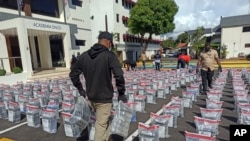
[0, 69, 6, 76]
[13, 66, 22, 74]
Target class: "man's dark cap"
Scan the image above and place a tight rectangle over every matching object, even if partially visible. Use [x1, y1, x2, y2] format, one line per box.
[98, 31, 113, 42]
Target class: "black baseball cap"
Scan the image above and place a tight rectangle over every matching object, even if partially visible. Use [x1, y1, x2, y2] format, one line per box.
[98, 31, 113, 42]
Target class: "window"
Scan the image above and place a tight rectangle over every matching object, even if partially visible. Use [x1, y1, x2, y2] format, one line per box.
[72, 0, 82, 7]
[0, 0, 18, 10]
[245, 43, 250, 48]
[115, 0, 118, 3]
[243, 26, 250, 32]
[75, 40, 86, 46]
[122, 0, 125, 6]
[31, 0, 59, 17]
[116, 14, 119, 23]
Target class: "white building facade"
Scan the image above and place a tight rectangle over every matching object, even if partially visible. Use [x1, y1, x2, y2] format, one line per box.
[220, 14, 250, 58]
[0, 0, 92, 83]
[90, 0, 161, 62]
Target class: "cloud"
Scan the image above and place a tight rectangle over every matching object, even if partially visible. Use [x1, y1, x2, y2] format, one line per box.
[171, 0, 250, 38]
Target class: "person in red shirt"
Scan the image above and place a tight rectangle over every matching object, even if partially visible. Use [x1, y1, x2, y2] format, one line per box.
[177, 51, 190, 69]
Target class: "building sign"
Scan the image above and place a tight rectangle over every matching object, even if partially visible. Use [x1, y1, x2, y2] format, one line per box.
[33, 22, 62, 30]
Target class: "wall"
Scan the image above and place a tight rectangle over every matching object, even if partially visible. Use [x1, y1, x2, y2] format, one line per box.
[221, 26, 250, 58]
[0, 33, 11, 72]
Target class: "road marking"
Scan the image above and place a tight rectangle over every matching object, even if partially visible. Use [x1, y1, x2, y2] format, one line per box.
[125, 101, 172, 141]
[0, 109, 63, 135]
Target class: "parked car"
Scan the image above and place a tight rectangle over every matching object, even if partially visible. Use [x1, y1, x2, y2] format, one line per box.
[166, 52, 179, 58]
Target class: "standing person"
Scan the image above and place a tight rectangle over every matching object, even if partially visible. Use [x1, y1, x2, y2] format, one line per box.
[196, 42, 222, 95]
[154, 50, 161, 71]
[141, 51, 147, 69]
[69, 31, 127, 141]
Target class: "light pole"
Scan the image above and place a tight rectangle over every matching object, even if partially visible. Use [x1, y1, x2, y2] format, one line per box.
[233, 42, 235, 58]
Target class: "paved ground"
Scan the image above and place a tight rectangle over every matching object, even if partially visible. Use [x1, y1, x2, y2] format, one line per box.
[0, 70, 238, 141]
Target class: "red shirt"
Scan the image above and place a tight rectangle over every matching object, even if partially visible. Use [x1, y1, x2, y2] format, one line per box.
[178, 55, 190, 62]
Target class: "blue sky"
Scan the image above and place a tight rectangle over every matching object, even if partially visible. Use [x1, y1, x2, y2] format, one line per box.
[166, 0, 250, 38]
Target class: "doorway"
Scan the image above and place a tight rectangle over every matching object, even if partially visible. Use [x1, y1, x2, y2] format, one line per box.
[49, 35, 65, 67]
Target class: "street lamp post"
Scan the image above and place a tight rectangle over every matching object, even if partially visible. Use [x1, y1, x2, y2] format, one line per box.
[233, 42, 235, 58]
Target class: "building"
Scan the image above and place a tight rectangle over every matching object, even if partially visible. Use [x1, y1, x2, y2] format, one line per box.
[0, 0, 92, 83]
[90, 0, 161, 62]
[220, 14, 250, 58]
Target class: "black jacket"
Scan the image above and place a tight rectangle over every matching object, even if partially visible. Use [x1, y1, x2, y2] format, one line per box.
[69, 44, 125, 103]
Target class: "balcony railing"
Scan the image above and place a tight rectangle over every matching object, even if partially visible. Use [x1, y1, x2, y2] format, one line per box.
[0, 57, 22, 70]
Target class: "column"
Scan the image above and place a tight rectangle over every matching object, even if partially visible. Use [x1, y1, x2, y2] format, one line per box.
[29, 36, 38, 68]
[17, 19, 33, 74]
[63, 33, 71, 69]
[37, 35, 52, 69]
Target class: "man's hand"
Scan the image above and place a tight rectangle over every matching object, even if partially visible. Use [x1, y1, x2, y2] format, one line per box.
[118, 95, 128, 103]
[218, 65, 222, 72]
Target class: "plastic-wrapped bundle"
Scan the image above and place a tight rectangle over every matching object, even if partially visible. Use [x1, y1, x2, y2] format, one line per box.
[127, 88, 136, 101]
[163, 84, 171, 95]
[26, 104, 41, 128]
[171, 96, 184, 117]
[61, 112, 81, 138]
[162, 105, 180, 128]
[180, 78, 186, 86]
[51, 88, 62, 103]
[71, 97, 91, 131]
[37, 91, 48, 108]
[47, 100, 60, 119]
[138, 122, 159, 141]
[194, 116, 221, 136]
[169, 81, 176, 91]
[213, 79, 226, 86]
[42, 109, 57, 133]
[233, 84, 247, 91]
[63, 94, 75, 104]
[208, 89, 222, 94]
[126, 102, 137, 122]
[110, 101, 133, 138]
[200, 108, 223, 120]
[152, 80, 158, 90]
[157, 86, 166, 99]
[23, 89, 32, 98]
[13, 89, 22, 103]
[185, 131, 216, 141]
[18, 95, 29, 113]
[134, 95, 146, 113]
[62, 89, 73, 96]
[49, 93, 60, 105]
[190, 83, 201, 94]
[207, 92, 221, 101]
[242, 110, 250, 125]
[138, 86, 145, 95]
[62, 102, 75, 113]
[145, 89, 156, 104]
[206, 99, 224, 109]
[182, 91, 193, 108]
[186, 87, 198, 102]
[3, 93, 14, 110]
[0, 102, 8, 119]
[237, 103, 250, 124]
[8, 101, 21, 123]
[234, 89, 249, 95]
[112, 94, 118, 110]
[150, 112, 171, 138]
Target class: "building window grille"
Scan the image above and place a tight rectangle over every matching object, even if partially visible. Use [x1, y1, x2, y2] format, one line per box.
[75, 40, 86, 46]
[116, 14, 119, 23]
[243, 26, 250, 32]
[72, 0, 82, 7]
[245, 43, 250, 48]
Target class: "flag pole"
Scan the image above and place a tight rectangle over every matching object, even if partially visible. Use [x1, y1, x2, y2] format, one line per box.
[17, 0, 21, 17]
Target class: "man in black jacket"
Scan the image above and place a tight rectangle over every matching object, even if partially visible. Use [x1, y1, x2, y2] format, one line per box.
[69, 31, 127, 141]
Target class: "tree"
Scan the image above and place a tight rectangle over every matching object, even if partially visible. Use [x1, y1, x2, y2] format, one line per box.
[190, 26, 206, 58]
[176, 32, 188, 43]
[128, 0, 178, 51]
[161, 38, 176, 49]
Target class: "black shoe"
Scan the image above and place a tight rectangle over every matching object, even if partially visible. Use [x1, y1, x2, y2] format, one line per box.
[208, 85, 213, 89]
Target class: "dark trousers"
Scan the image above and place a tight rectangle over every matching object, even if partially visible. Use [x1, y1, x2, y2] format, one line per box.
[142, 60, 146, 69]
[201, 69, 214, 92]
[155, 62, 160, 71]
[177, 59, 185, 69]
